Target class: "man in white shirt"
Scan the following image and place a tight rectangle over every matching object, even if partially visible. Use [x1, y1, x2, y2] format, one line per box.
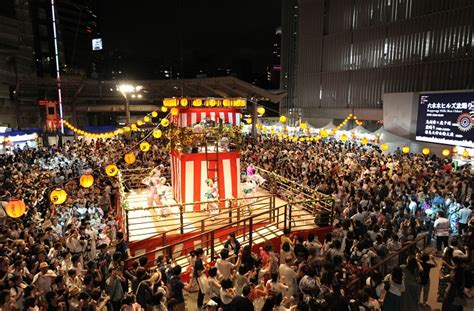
[433, 211, 450, 253]
[279, 256, 297, 298]
[216, 249, 241, 280]
[458, 202, 472, 235]
[408, 196, 417, 217]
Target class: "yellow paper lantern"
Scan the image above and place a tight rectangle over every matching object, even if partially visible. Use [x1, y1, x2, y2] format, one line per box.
[137, 120, 143, 126]
[340, 134, 348, 142]
[124, 152, 136, 164]
[462, 150, 469, 158]
[270, 129, 275, 135]
[381, 143, 389, 151]
[316, 135, 321, 140]
[300, 122, 307, 130]
[277, 132, 282, 137]
[80, 174, 94, 188]
[124, 127, 131, 132]
[320, 129, 328, 138]
[180, 98, 188, 107]
[131, 124, 137, 130]
[422, 148, 430, 155]
[153, 129, 162, 139]
[262, 126, 267, 132]
[192, 99, 203, 107]
[223, 99, 230, 107]
[361, 137, 368, 145]
[140, 141, 150, 152]
[245, 118, 252, 124]
[50, 189, 67, 205]
[171, 108, 179, 116]
[257, 107, 265, 115]
[161, 106, 168, 112]
[279, 115, 287, 123]
[452, 147, 458, 154]
[283, 134, 288, 139]
[292, 137, 298, 142]
[143, 116, 150, 122]
[105, 164, 119, 177]
[442, 149, 450, 157]
[161, 118, 170, 127]
[402, 146, 410, 154]
[151, 111, 158, 118]
[6, 199, 27, 218]
[118, 129, 124, 134]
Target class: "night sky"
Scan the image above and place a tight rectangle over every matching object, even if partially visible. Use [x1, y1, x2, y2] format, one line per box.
[99, 0, 281, 81]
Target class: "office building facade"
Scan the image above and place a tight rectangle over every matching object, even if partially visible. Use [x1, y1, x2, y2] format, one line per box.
[283, 0, 474, 122]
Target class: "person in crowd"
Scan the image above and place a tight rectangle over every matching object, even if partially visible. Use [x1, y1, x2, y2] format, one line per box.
[224, 232, 241, 259]
[231, 284, 254, 311]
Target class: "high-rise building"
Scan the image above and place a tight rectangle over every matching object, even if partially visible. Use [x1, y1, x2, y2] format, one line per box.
[267, 27, 282, 89]
[30, 0, 101, 79]
[280, 0, 299, 122]
[284, 0, 474, 122]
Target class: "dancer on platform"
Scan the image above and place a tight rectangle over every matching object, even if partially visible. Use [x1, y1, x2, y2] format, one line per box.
[156, 177, 170, 217]
[242, 175, 257, 215]
[205, 178, 219, 221]
[246, 164, 265, 186]
[142, 166, 163, 207]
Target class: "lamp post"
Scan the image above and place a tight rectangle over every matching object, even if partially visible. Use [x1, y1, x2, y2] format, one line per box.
[117, 84, 143, 126]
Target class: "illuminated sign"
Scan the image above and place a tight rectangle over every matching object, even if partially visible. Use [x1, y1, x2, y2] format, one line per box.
[92, 38, 103, 51]
[39, 100, 57, 106]
[416, 92, 474, 148]
[163, 98, 247, 109]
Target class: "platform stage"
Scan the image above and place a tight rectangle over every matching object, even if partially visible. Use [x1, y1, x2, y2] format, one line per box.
[123, 187, 316, 241]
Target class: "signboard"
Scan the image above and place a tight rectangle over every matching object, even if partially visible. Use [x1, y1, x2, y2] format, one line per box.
[415, 92, 474, 148]
[92, 38, 103, 51]
[38, 100, 57, 106]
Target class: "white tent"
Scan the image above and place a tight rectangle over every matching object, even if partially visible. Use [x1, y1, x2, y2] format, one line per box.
[322, 121, 336, 130]
[348, 125, 370, 135]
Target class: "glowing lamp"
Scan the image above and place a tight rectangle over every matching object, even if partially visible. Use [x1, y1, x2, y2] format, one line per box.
[6, 199, 27, 218]
[140, 141, 150, 152]
[171, 108, 179, 116]
[340, 134, 348, 142]
[143, 116, 150, 122]
[151, 111, 158, 118]
[442, 149, 450, 157]
[105, 164, 118, 177]
[79, 174, 94, 188]
[153, 129, 162, 138]
[381, 143, 389, 151]
[50, 189, 67, 205]
[257, 107, 265, 115]
[422, 148, 430, 155]
[279, 115, 287, 123]
[161, 107, 168, 112]
[124, 152, 136, 164]
[180, 98, 188, 106]
[402, 146, 410, 154]
[161, 118, 170, 127]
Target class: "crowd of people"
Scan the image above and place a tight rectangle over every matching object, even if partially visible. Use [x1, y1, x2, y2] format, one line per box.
[0, 133, 472, 310]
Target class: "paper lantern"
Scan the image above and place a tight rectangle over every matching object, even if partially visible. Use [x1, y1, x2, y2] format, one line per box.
[151, 111, 158, 118]
[279, 115, 287, 123]
[161, 118, 170, 127]
[283, 134, 288, 139]
[270, 129, 275, 134]
[245, 118, 252, 124]
[462, 150, 469, 158]
[422, 148, 430, 155]
[124, 152, 136, 164]
[131, 124, 137, 130]
[262, 126, 267, 132]
[153, 129, 162, 139]
[137, 120, 143, 126]
[361, 137, 368, 145]
[171, 108, 179, 116]
[50, 189, 67, 205]
[257, 107, 265, 115]
[223, 99, 230, 106]
[105, 164, 119, 177]
[381, 143, 389, 151]
[442, 149, 450, 157]
[124, 127, 131, 132]
[161, 107, 168, 112]
[192, 99, 203, 107]
[79, 174, 94, 188]
[300, 122, 307, 130]
[180, 98, 188, 107]
[140, 141, 150, 152]
[6, 199, 26, 218]
[402, 146, 410, 154]
[320, 129, 328, 138]
[452, 147, 458, 154]
[118, 129, 124, 134]
[143, 116, 150, 122]
[340, 134, 348, 142]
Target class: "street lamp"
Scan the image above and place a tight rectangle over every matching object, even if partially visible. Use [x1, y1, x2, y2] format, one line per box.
[117, 84, 143, 126]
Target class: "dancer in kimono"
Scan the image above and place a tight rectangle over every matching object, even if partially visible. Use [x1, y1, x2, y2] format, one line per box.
[205, 179, 219, 220]
[242, 175, 257, 214]
[246, 164, 265, 186]
[142, 166, 163, 207]
[156, 177, 170, 217]
[447, 199, 461, 236]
